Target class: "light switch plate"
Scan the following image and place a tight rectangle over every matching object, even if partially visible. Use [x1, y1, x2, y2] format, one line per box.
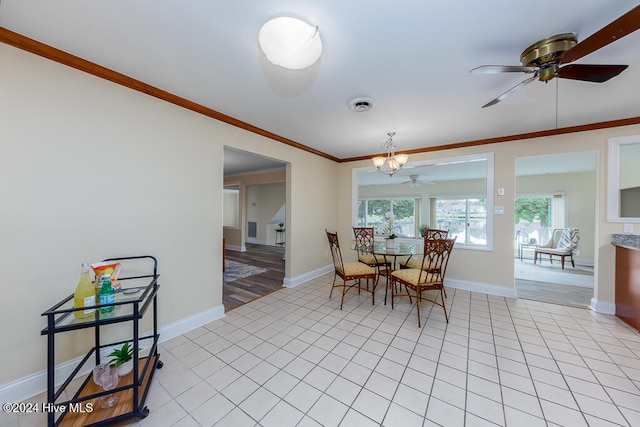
[494, 206, 505, 214]
[497, 187, 505, 196]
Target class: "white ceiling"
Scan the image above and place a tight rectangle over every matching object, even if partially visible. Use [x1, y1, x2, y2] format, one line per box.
[1, 1, 639, 165]
[224, 147, 285, 177]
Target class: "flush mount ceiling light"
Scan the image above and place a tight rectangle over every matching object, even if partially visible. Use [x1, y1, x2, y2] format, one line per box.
[258, 17, 322, 69]
[372, 132, 409, 177]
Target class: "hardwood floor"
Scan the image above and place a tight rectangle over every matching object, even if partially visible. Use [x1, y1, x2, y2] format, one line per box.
[515, 279, 594, 308]
[223, 243, 285, 311]
[514, 258, 594, 308]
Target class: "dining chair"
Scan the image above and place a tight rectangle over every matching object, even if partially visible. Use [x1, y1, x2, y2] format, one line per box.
[390, 237, 456, 327]
[399, 228, 449, 269]
[399, 228, 451, 298]
[326, 229, 377, 309]
[352, 226, 391, 284]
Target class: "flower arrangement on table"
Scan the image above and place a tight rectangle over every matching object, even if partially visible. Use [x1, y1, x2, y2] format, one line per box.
[384, 212, 397, 239]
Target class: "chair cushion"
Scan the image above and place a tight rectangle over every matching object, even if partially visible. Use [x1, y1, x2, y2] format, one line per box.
[358, 253, 388, 266]
[535, 247, 571, 256]
[339, 262, 376, 276]
[399, 257, 437, 270]
[391, 268, 438, 286]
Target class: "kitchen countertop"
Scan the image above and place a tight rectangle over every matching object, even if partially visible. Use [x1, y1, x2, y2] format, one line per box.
[612, 234, 640, 251]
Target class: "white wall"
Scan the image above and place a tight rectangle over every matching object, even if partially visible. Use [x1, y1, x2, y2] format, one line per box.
[246, 182, 285, 243]
[224, 169, 285, 250]
[0, 44, 339, 390]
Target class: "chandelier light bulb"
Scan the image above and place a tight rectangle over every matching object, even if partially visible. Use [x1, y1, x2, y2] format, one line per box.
[394, 153, 409, 167]
[372, 156, 386, 168]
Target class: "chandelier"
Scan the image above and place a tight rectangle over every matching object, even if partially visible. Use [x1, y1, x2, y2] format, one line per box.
[372, 132, 409, 176]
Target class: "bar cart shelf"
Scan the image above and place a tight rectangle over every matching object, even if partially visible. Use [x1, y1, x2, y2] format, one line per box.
[41, 256, 162, 427]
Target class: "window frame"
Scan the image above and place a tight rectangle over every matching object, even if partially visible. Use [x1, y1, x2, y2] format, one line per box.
[353, 152, 494, 251]
[357, 197, 421, 238]
[432, 195, 488, 245]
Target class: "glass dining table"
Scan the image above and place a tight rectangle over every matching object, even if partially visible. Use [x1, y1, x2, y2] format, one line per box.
[353, 240, 423, 304]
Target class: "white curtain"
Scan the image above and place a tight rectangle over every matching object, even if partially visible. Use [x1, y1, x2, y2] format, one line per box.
[552, 192, 566, 228]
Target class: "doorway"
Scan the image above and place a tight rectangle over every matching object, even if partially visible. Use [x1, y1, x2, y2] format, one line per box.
[223, 147, 287, 310]
[514, 151, 596, 307]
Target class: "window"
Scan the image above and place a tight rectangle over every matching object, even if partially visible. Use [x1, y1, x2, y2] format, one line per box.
[223, 184, 240, 228]
[434, 197, 487, 245]
[515, 193, 565, 244]
[358, 198, 419, 237]
[355, 152, 494, 250]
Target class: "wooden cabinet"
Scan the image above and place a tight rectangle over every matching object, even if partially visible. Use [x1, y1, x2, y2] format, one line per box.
[615, 245, 640, 331]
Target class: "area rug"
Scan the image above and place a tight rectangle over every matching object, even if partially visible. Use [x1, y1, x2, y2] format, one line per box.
[223, 260, 267, 283]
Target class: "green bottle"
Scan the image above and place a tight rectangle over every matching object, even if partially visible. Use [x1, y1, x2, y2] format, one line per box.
[99, 274, 115, 313]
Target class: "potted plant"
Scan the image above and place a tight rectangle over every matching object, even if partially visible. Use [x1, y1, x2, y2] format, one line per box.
[107, 342, 138, 376]
[384, 212, 397, 249]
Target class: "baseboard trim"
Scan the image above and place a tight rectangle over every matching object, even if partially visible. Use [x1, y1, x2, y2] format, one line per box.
[446, 278, 518, 298]
[590, 298, 616, 315]
[0, 305, 225, 404]
[283, 264, 333, 288]
[159, 304, 226, 342]
[245, 238, 268, 246]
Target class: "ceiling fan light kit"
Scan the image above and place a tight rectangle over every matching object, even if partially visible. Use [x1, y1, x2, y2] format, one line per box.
[471, 5, 640, 107]
[258, 17, 323, 69]
[520, 33, 577, 82]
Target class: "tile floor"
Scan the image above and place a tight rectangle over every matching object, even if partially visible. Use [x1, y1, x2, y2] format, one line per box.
[6, 272, 640, 426]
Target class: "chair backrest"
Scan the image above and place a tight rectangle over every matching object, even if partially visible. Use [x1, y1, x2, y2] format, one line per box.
[353, 227, 375, 247]
[549, 228, 565, 248]
[326, 230, 345, 271]
[425, 228, 449, 240]
[418, 237, 456, 283]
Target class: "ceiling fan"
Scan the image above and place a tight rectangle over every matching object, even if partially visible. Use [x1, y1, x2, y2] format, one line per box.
[471, 5, 640, 108]
[402, 174, 434, 187]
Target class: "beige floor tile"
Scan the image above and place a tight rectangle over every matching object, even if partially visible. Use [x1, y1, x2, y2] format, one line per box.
[175, 380, 217, 412]
[190, 393, 234, 427]
[383, 402, 424, 427]
[238, 387, 279, 421]
[13, 277, 640, 427]
[426, 397, 465, 427]
[260, 400, 304, 427]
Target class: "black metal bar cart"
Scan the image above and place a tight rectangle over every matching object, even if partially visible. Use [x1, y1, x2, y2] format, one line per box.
[41, 255, 162, 427]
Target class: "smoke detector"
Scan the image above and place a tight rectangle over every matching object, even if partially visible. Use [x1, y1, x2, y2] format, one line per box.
[348, 97, 375, 112]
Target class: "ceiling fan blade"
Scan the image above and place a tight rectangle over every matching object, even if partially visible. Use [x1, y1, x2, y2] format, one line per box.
[557, 5, 640, 65]
[557, 64, 628, 82]
[482, 75, 537, 108]
[470, 65, 537, 74]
